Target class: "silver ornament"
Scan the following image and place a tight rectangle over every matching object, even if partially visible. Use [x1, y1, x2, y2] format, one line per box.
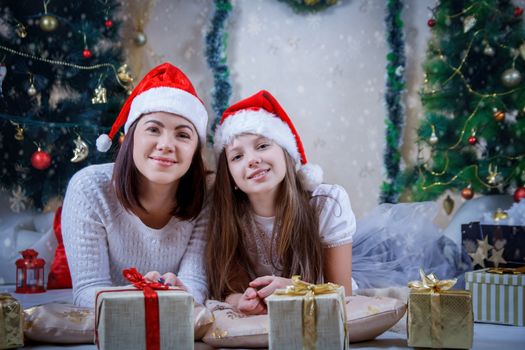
[71, 136, 89, 163]
[501, 68, 522, 88]
[134, 31, 147, 46]
[429, 131, 438, 145]
[39, 15, 59, 32]
[483, 45, 495, 56]
[27, 83, 37, 96]
[463, 16, 476, 33]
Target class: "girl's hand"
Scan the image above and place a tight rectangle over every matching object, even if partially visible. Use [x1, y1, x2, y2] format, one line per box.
[249, 276, 292, 299]
[237, 287, 267, 315]
[143, 270, 188, 291]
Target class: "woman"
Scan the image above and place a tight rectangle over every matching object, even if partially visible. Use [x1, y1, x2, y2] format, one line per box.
[205, 90, 356, 314]
[62, 63, 209, 307]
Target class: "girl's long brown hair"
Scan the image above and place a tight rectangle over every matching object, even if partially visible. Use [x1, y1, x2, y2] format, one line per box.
[206, 150, 323, 300]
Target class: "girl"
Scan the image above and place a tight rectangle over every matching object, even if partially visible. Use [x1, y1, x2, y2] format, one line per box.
[62, 63, 209, 307]
[206, 90, 356, 315]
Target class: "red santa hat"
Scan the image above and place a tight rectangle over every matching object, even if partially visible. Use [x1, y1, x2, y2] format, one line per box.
[214, 90, 323, 191]
[96, 62, 208, 152]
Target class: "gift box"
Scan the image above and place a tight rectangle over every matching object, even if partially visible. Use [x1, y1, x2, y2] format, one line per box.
[0, 293, 24, 349]
[462, 222, 525, 269]
[465, 268, 525, 326]
[266, 276, 347, 350]
[95, 268, 194, 350]
[407, 270, 473, 349]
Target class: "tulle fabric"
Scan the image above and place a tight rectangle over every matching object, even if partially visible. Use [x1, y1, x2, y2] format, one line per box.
[352, 202, 471, 290]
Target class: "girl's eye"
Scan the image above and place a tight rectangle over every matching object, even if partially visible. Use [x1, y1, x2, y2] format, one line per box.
[230, 154, 242, 162]
[178, 132, 191, 139]
[257, 143, 270, 150]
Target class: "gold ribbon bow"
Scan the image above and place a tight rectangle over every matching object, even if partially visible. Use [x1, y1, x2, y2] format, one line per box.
[408, 268, 457, 293]
[274, 275, 346, 350]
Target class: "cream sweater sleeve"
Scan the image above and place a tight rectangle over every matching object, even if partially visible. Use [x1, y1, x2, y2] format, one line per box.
[61, 169, 112, 308]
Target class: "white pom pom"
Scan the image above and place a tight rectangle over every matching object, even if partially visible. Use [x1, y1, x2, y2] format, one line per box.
[297, 163, 323, 191]
[96, 134, 112, 152]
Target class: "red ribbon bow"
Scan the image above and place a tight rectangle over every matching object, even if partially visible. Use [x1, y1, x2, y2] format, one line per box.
[122, 268, 168, 350]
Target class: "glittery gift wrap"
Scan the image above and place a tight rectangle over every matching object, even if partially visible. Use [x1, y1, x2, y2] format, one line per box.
[407, 289, 473, 349]
[95, 286, 194, 350]
[266, 280, 347, 350]
[465, 269, 525, 326]
[0, 293, 24, 349]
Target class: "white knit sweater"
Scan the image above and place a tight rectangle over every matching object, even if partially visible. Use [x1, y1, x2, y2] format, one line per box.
[61, 163, 208, 307]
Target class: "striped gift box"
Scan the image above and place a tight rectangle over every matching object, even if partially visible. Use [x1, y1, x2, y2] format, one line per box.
[465, 269, 524, 326]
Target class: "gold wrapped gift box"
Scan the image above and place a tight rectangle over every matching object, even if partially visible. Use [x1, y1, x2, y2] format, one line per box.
[266, 276, 348, 350]
[0, 293, 24, 349]
[407, 270, 473, 349]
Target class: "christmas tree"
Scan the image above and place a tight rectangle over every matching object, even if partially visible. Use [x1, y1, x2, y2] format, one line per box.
[406, 0, 525, 203]
[0, 0, 130, 212]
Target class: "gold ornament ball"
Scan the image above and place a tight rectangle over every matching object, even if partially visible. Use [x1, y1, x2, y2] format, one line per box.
[134, 31, 147, 46]
[493, 110, 505, 122]
[501, 68, 522, 88]
[39, 15, 59, 32]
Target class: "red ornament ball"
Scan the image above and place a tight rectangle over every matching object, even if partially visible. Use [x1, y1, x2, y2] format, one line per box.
[427, 18, 436, 27]
[31, 149, 51, 170]
[82, 49, 92, 58]
[104, 19, 113, 28]
[461, 187, 474, 200]
[468, 136, 477, 145]
[514, 7, 523, 17]
[514, 186, 525, 202]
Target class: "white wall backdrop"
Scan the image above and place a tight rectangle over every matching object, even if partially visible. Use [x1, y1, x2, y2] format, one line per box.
[142, 0, 401, 218]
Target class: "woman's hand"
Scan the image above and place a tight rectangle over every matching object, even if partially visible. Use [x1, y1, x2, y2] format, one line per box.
[143, 271, 188, 291]
[249, 275, 292, 299]
[237, 287, 267, 315]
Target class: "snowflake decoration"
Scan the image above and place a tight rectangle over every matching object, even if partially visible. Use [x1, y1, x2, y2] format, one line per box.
[9, 185, 28, 213]
[247, 14, 262, 35]
[306, 15, 321, 29]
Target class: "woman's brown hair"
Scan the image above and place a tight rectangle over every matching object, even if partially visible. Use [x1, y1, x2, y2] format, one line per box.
[112, 118, 206, 221]
[206, 150, 324, 300]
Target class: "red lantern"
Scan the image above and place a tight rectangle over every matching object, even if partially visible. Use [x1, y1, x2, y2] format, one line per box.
[16, 249, 46, 293]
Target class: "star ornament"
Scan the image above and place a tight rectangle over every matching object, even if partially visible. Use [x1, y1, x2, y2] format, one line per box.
[488, 248, 507, 268]
[477, 235, 493, 257]
[469, 247, 487, 268]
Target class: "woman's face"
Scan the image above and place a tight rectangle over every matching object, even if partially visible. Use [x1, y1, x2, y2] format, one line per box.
[225, 133, 287, 198]
[132, 111, 199, 188]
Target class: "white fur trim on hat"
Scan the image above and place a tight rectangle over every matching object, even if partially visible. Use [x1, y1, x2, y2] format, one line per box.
[125, 86, 208, 143]
[297, 163, 323, 191]
[96, 134, 112, 152]
[214, 109, 300, 163]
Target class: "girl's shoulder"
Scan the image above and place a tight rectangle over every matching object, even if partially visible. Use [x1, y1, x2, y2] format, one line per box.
[311, 183, 350, 200]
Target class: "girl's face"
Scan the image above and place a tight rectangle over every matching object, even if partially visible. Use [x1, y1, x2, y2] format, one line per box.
[225, 134, 287, 197]
[132, 111, 199, 188]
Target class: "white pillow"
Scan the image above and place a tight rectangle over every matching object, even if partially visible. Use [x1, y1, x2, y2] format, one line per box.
[202, 295, 407, 348]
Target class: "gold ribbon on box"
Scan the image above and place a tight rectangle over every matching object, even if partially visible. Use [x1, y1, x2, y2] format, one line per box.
[408, 269, 470, 348]
[487, 266, 525, 275]
[0, 293, 24, 348]
[274, 275, 347, 350]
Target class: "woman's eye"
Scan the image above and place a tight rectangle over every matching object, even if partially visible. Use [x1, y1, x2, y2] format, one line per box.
[257, 143, 270, 150]
[146, 126, 160, 133]
[178, 132, 191, 139]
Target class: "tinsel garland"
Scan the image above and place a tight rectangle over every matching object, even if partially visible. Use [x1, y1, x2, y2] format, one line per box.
[205, 0, 233, 144]
[380, 0, 406, 203]
[277, 0, 338, 13]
